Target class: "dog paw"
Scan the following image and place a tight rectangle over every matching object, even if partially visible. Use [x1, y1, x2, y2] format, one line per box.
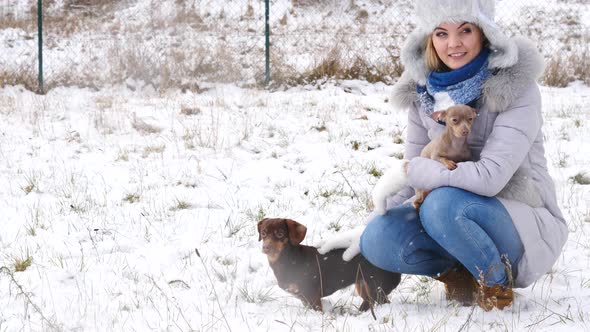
[441, 159, 457, 170]
[359, 301, 371, 312]
[286, 284, 300, 294]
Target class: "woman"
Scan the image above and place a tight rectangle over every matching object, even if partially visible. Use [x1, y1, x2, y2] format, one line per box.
[318, 0, 567, 311]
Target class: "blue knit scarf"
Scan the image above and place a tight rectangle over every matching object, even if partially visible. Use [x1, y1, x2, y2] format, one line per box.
[417, 48, 491, 117]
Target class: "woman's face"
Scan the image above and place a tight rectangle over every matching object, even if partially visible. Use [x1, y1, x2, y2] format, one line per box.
[432, 22, 484, 70]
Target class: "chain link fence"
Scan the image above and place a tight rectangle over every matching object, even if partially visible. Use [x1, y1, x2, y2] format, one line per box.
[1, 0, 588, 92]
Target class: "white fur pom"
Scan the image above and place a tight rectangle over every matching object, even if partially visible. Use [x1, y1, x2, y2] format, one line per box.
[372, 160, 409, 215]
[316, 226, 365, 261]
[433, 92, 456, 112]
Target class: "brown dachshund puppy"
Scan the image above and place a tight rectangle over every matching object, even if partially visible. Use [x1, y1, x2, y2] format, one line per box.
[258, 218, 401, 314]
[413, 105, 477, 210]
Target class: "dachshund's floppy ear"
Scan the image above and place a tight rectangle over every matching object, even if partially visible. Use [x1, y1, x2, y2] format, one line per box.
[257, 218, 268, 241]
[284, 219, 307, 245]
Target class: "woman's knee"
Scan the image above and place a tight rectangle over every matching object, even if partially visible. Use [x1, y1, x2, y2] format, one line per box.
[421, 187, 466, 212]
[360, 206, 418, 262]
[361, 206, 456, 275]
[360, 214, 394, 256]
[419, 187, 468, 233]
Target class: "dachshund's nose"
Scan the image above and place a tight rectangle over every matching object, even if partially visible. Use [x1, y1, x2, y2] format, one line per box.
[262, 244, 272, 253]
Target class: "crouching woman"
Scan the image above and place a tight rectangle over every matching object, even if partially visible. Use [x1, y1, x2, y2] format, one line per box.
[319, 0, 568, 311]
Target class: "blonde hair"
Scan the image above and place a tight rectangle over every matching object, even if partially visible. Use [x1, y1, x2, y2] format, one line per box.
[425, 34, 447, 72]
[424, 25, 490, 72]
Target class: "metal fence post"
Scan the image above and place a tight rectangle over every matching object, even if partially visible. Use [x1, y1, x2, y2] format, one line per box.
[37, 0, 43, 94]
[265, 0, 270, 86]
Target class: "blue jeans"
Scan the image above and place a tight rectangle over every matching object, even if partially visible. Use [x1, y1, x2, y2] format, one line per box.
[360, 187, 524, 286]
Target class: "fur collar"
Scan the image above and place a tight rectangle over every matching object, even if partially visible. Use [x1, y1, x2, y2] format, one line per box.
[391, 37, 545, 113]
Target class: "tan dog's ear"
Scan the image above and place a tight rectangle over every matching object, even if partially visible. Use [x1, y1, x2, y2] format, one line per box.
[257, 218, 268, 241]
[284, 219, 307, 245]
[432, 110, 447, 122]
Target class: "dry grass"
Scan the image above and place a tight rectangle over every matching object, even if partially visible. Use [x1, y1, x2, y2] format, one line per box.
[509, 5, 588, 85]
[265, 52, 303, 87]
[542, 57, 575, 88]
[0, 0, 119, 33]
[571, 172, 590, 185]
[44, 0, 118, 6]
[291, 0, 334, 7]
[306, 48, 343, 82]
[20, 36, 241, 92]
[0, 14, 36, 31]
[542, 44, 590, 87]
[0, 65, 38, 92]
[557, 0, 588, 4]
[304, 47, 403, 84]
[571, 45, 590, 85]
[0, 1, 585, 91]
[14, 255, 33, 272]
[269, 45, 404, 87]
[180, 106, 201, 116]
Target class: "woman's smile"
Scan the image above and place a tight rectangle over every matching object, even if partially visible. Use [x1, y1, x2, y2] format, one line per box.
[432, 22, 484, 70]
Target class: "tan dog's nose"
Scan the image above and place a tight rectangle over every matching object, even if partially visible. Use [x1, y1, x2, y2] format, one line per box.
[460, 126, 470, 136]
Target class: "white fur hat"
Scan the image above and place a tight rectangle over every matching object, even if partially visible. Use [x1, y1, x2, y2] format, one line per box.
[401, 0, 518, 84]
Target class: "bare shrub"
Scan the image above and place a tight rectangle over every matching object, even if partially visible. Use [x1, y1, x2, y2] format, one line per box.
[306, 48, 342, 82]
[571, 44, 590, 85]
[512, 7, 582, 47]
[557, 0, 587, 3]
[542, 57, 574, 88]
[180, 106, 201, 116]
[132, 113, 163, 135]
[0, 0, 120, 34]
[42, 0, 115, 6]
[0, 12, 35, 31]
[0, 63, 38, 91]
[355, 9, 369, 23]
[14, 255, 33, 272]
[299, 45, 404, 84]
[15, 34, 245, 92]
[174, 8, 207, 29]
[571, 172, 590, 185]
[542, 44, 590, 87]
[291, 0, 333, 7]
[142, 144, 166, 158]
[115, 32, 242, 88]
[263, 51, 300, 87]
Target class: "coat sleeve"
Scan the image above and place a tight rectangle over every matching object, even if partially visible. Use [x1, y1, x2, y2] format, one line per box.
[404, 103, 430, 160]
[407, 82, 542, 196]
[384, 103, 430, 208]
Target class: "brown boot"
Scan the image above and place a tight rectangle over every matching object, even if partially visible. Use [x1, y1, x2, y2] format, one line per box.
[435, 265, 478, 305]
[476, 284, 514, 311]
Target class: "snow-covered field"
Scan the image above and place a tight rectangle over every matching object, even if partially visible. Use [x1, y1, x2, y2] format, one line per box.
[1, 0, 590, 331]
[0, 79, 589, 331]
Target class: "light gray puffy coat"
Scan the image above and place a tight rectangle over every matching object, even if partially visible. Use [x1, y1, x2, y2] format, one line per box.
[387, 37, 568, 288]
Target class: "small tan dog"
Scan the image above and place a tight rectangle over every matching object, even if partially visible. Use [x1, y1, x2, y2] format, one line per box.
[413, 105, 477, 210]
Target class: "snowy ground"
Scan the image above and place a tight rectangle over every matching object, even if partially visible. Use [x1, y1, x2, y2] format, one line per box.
[1, 0, 590, 331]
[0, 79, 589, 331]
